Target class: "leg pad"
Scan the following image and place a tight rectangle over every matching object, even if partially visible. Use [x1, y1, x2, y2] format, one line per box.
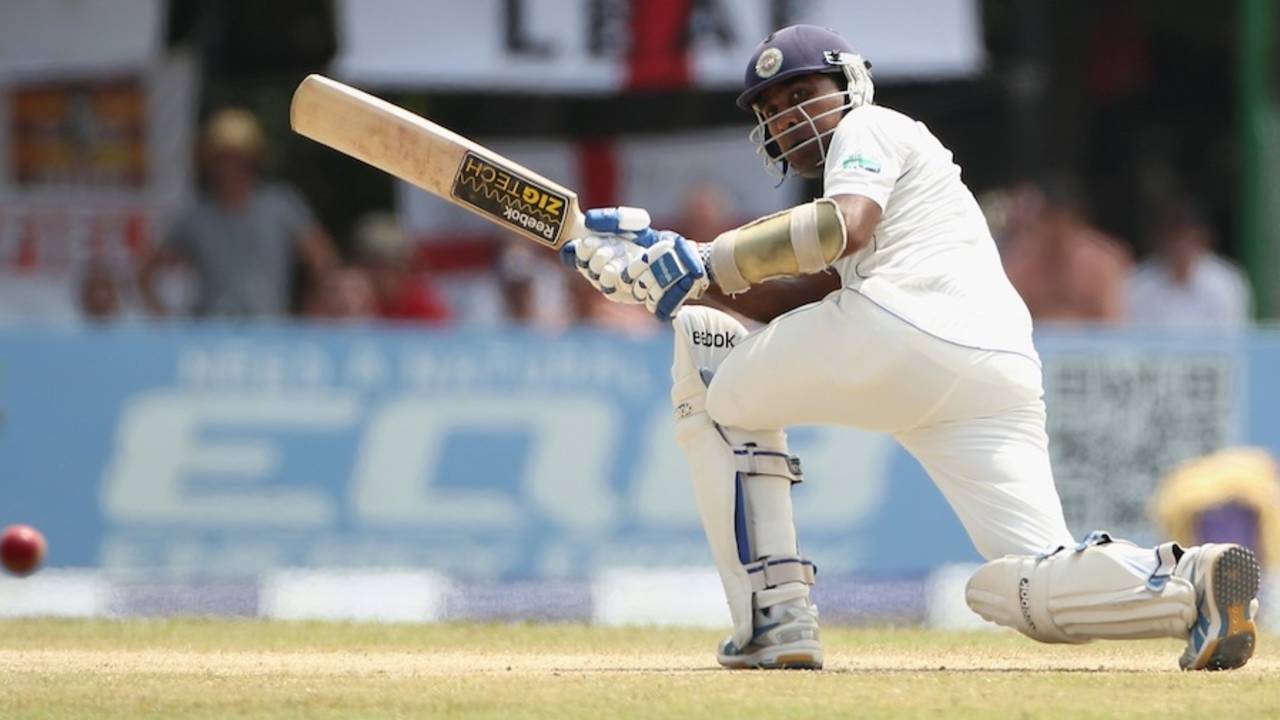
[966, 532, 1196, 643]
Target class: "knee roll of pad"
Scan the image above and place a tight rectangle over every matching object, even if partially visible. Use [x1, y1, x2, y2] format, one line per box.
[965, 532, 1196, 643]
[671, 306, 747, 409]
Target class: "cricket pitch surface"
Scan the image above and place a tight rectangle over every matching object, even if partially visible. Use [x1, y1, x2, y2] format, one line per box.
[1, 620, 1276, 719]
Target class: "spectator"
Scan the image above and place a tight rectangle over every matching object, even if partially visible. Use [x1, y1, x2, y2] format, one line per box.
[304, 266, 379, 321]
[680, 181, 737, 244]
[351, 212, 450, 325]
[138, 108, 336, 319]
[1127, 201, 1251, 329]
[78, 260, 122, 323]
[978, 184, 1039, 254]
[496, 241, 571, 332]
[1000, 183, 1131, 324]
[563, 269, 659, 336]
[675, 181, 776, 329]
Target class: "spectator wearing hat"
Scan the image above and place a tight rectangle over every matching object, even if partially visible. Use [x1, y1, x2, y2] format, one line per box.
[350, 212, 450, 325]
[139, 107, 337, 319]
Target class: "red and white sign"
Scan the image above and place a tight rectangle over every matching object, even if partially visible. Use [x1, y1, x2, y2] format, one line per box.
[336, 0, 983, 92]
[0, 54, 197, 321]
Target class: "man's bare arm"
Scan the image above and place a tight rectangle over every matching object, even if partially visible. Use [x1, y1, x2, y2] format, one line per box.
[700, 270, 840, 324]
[830, 193, 880, 259]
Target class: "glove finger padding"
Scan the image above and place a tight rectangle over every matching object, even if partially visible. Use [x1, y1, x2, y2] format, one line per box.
[585, 207, 652, 235]
[568, 235, 647, 304]
[586, 242, 618, 281]
[597, 256, 629, 296]
[625, 259, 650, 302]
[575, 208, 707, 318]
[559, 241, 579, 269]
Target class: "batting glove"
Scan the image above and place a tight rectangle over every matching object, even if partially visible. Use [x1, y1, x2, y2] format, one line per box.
[559, 207, 654, 303]
[625, 229, 711, 321]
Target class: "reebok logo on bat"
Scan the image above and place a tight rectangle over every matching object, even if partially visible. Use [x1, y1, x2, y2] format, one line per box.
[692, 330, 736, 348]
[451, 151, 569, 246]
[503, 205, 557, 239]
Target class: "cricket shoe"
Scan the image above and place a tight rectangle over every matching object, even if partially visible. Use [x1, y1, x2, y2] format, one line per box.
[717, 598, 823, 670]
[1175, 543, 1261, 671]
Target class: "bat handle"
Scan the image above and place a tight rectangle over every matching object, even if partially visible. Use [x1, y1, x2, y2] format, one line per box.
[559, 207, 588, 249]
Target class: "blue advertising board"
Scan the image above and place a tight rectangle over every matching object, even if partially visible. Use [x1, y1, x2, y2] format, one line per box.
[0, 325, 1272, 581]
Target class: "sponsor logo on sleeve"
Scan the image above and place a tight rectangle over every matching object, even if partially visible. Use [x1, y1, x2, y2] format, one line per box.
[840, 153, 882, 174]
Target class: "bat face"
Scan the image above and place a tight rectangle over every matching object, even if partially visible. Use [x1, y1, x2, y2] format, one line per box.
[290, 75, 585, 249]
[451, 151, 571, 246]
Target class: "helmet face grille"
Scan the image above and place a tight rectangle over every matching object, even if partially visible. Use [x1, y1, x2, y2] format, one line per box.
[744, 61, 873, 181]
[748, 90, 852, 180]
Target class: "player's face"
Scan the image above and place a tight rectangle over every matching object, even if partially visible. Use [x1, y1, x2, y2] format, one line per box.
[756, 74, 845, 176]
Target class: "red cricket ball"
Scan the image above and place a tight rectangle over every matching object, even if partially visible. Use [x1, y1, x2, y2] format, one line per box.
[1, 524, 46, 577]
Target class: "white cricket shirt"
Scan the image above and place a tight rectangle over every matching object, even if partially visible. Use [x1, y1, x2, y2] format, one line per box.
[823, 105, 1038, 361]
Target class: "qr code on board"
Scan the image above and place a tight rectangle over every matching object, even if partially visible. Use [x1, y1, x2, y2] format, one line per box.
[1044, 353, 1237, 541]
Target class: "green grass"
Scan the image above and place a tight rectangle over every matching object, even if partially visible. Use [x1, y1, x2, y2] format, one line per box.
[0, 619, 1276, 719]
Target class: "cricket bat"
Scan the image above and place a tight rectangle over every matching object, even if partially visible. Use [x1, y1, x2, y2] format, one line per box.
[290, 74, 586, 249]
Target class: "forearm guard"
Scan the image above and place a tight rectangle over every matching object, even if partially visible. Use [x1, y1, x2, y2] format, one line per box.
[703, 199, 847, 295]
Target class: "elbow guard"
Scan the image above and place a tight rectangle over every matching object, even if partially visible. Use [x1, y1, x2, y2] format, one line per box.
[706, 198, 847, 295]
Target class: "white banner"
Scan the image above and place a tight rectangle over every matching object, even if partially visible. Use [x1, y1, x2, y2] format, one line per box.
[0, 0, 163, 80]
[337, 0, 983, 91]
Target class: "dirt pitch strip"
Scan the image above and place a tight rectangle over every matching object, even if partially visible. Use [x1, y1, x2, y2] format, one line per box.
[0, 620, 1275, 719]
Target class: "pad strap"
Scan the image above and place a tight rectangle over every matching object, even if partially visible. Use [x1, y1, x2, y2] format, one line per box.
[1147, 541, 1183, 592]
[746, 555, 817, 592]
[732, 444, 803, 483]
[789, 202, 825, 273]
[709, 231, 749, 294]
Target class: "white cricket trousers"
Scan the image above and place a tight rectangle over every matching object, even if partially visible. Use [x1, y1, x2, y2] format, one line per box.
[704, 288, 1074, 559]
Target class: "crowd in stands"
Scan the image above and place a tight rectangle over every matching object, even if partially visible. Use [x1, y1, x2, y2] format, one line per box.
[63, 107, 655, 334]
[984, 183, 1252, 329]
[49, 108, 1255, 334]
